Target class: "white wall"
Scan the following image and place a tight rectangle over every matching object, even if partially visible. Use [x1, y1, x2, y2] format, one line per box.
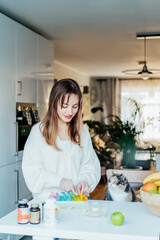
[54, 60, 89, 87]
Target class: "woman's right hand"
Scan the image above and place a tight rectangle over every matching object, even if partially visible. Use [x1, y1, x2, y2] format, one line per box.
[76, 181, 91, 194]
[59, 178, 76, 193]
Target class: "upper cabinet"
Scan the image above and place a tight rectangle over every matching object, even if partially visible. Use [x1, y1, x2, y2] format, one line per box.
[15, 25, 54, 113]
[16, 23, 37, 103]
[0, 14, 16, 167]
[37, 35, 54, 120]
[37, 35, 54, 74]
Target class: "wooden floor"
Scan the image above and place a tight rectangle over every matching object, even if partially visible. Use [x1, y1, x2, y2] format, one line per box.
[90, 180, 107, 200]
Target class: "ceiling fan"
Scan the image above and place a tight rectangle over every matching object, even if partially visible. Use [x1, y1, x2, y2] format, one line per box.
[122, 33, 160, 80]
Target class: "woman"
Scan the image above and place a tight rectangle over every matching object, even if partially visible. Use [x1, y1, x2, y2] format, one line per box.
[22, 78, 100, 200]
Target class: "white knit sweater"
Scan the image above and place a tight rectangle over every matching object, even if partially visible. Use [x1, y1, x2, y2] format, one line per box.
[22, 123, 101, 200]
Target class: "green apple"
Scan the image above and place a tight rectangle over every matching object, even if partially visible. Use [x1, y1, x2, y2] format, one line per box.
[110, 212, 124, 226]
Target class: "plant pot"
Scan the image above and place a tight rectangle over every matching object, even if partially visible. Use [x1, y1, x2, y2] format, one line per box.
[136, 159, 151, 170]
[122, 147, 137, 169]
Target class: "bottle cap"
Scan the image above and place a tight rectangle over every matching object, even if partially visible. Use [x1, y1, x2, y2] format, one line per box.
[18, 199, 28, 204]
[45, 198, 56, 206]
[22, 199, 28, 203]
[31, 204, 39, 208]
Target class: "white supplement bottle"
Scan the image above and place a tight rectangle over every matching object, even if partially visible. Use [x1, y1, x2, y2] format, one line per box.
[43, 198, 57, 226]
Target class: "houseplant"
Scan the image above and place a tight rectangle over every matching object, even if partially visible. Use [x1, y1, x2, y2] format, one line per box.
[85, 99, 155, 169]
[105, 116, 142, 169]
[104, 98, 156, 169]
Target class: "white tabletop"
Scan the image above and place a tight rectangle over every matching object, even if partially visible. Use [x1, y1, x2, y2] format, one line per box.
[0, 200, 159, 240]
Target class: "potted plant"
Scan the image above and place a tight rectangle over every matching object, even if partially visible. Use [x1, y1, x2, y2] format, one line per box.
[104, 99, 151, 169]
[85, 99, 155, 170]
[105, 116, 142, 169]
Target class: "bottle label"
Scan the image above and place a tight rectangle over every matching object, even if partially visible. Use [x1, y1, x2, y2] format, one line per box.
[43, 207, 56, 225]
[18, 208, 29, 224]
[30, 211, 40, 224]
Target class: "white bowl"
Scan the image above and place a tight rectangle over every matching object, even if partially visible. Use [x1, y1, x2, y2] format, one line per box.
[140, 188, 160, 216]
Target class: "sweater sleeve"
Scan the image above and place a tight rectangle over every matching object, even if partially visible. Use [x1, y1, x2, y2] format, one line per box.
[76, 125, 101, 192]
[22, 123, 63, 194]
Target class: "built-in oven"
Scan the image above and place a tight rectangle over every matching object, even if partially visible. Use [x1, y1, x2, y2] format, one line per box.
[16, 103, 40, 151]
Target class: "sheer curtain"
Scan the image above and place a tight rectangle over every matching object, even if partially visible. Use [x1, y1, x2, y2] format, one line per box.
[90, 77, 121, 122]
[121, 79, 160, 147]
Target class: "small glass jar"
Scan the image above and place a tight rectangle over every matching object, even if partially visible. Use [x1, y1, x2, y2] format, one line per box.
[17, 199, 29, 224]
[30, 204, 40, 224]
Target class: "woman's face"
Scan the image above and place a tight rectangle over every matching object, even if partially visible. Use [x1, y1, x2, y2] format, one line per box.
[57, 94, 79, 123]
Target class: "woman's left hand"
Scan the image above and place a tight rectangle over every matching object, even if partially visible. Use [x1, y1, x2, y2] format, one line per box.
[76, 181, 91, 194]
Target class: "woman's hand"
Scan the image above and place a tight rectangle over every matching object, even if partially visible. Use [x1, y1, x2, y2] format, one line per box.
[59, 178, 76, 193]
[76, 181, 91, 194]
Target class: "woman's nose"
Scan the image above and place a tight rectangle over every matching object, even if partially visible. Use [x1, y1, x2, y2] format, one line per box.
[67, 107, 73, 115]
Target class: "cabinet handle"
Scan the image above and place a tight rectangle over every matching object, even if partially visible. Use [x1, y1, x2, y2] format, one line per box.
[15, 122, 18, 156]
[17, 81, 22, 96]
[15, 170, 19, 204]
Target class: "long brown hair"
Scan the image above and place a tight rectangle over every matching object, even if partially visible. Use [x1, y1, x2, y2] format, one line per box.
[41, 78, 83, 150]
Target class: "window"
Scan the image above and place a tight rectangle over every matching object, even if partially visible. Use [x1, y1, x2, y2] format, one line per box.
[121, 79, 160, 147]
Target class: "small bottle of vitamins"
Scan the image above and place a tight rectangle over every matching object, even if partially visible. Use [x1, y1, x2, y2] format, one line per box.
[30, 204, 40, 224]
[17, 199, 29, 224]
[43, 198, 57, 226]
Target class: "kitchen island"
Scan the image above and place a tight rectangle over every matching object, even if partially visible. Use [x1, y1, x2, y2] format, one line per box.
[0, 200, 159, 240]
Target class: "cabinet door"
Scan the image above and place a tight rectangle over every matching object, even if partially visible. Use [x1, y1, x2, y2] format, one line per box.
[37, 35, 54, 120]
[16, 161, 32, 201]
[16, 23, 37, 103]
[0, 163, 16, 217]
[0, 13, 16, 167]
[37, 35, 54, 74]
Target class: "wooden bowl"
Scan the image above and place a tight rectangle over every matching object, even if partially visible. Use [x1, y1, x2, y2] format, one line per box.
[140, 188, 160, 216]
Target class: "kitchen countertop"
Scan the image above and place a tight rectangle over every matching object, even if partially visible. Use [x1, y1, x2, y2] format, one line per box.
[0, 200, 159, 240]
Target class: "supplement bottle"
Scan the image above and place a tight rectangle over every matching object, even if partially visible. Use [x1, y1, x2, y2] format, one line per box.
[17, 199, 29, 224]
[30, 204, 40, 224]
[43, 198, 57, 226]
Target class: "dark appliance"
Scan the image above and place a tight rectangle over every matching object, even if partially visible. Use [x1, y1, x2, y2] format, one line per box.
[16, 103, 40, 151]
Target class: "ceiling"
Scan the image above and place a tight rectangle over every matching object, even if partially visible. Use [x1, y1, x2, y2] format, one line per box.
[1, 0, 160, 78]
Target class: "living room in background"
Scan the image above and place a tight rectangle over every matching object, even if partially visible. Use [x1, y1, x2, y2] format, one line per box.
[120, 79, 160, 151]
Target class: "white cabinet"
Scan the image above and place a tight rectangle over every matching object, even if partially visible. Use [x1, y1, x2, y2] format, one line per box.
[16, 23, 37, 103]
[37, 35, 54, 73]
[17, 78, 37, 103]
[0, 12, 54, 220]
[37, 35, 54, 120]
[0, 163, 16, 217]
[0, 14, 16, 167]
[16, 161, 32, 201]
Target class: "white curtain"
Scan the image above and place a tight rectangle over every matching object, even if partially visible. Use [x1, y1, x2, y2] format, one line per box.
[121, 79, 160, 148]
[90, 77, 121, 123]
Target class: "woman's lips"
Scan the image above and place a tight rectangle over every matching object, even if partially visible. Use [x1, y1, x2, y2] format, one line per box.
[64, 115, 72, 119]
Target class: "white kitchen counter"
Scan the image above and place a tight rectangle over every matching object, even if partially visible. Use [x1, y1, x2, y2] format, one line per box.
[0, 200, 159, 240]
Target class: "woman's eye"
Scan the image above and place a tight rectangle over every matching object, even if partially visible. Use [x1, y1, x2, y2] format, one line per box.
[73, 105, 78, 109]
[62, 105, 68, 108]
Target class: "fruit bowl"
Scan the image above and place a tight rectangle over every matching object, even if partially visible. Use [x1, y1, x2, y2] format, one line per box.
[140, 188, 160, 216]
